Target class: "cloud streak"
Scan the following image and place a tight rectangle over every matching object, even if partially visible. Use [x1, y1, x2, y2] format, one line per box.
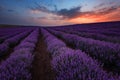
[30, 5, 50, 13]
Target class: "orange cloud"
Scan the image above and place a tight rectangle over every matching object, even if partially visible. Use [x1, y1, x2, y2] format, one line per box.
[68, 7, 120, 24]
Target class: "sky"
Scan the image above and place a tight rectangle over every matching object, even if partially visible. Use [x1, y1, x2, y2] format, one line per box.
[0, 0, 120, 26]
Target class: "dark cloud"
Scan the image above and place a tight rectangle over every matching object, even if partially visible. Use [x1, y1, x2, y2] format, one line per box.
[57, 6, 81, 18]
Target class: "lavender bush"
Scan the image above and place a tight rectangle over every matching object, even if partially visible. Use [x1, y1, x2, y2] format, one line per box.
[5, 30, 32, 47]
[0, 28, 34, 44]
[14, 28, 39, 51]
[0, 28, 39, 80]
[0, 43, 9, 56]
[47, 29, 120, 73]
[0, 50, 33, 80]
[54, 28, 120, 43]
[41, 28, 115, 80]
[41, 29, 66, 57]
[0, 30, 32, 57]
[52, 49, 114, 80]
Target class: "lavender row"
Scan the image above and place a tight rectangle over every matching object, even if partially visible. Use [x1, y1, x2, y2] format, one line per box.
[15, 28, 39, 50]
[0, 29, 32, 57]
[74, 29, 120, 37]
[41, 29, 115, 80]
[53, 25, 120, 37]
[54, 28, 120, 43]
[52, 49, 116, 80]
[0, 28, 39, 80]
[0, 27, 35, 37]
[0, 30, 26, 43]
[41, 28, 66, 57]
[72, 32, 120, 43]
[76, 29, 120, 37]
[47, 29, 120, 73]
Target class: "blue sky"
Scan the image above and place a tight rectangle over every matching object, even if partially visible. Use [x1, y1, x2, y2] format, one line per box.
[0, 0, 120, 26]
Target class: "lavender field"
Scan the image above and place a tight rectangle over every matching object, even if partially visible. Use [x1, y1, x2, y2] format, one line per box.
[0, 21, 120, 80]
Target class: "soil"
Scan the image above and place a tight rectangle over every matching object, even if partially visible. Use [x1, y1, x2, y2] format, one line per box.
[0, 47, 14, 62]
[32, 32, 55, 80]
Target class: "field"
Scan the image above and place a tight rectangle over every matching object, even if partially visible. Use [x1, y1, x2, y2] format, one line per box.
[0, 21, 120, 80]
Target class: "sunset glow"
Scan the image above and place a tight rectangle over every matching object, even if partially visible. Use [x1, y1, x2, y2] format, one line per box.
[0, 0, 120, 26]
[69, 17, 97, 24]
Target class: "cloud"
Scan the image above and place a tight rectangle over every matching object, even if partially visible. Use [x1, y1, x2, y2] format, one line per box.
[68, 6, 120, 24]
[33, 16, 72, 26]
[57, 6, 81, 19]
[29, 3, 120, 26]
[99, 7, 120, 21]
[94, 3, 105, 9]
[95, 6, 119, 15]
[30, 4, 82, 19]
[30, 2, 51, 13]
[36, 11, 63, 20]
[31, 6, 50, 13]
[30, 2, 119, 20]
[94, 1, 120, 10]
